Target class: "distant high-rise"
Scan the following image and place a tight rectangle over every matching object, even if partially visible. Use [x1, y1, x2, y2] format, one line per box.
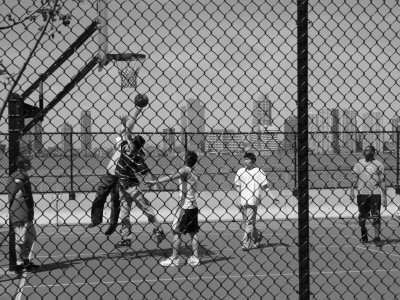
[33, 122, 43, 153]
[318, 107, 340, 153]
[180, 98, 206, 151]
[284, 115, 297, 150]
[162, 127, 176, 152]
[341, 109, 357, 153]
[20, 118, 43, 155]
[390, 117, 400, 144]
[309, 112, 320, 152]
[362, 111, 383, 151]
[62, 122, 73, 153]
[252, 94, 272, 128]
[80, 110, 92, 153]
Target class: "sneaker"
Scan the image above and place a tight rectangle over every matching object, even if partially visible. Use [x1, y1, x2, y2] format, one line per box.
[360, 235, 368, 244]
[253, 235, 262, 248]
[160, 257, 179, 267]
[187, 256, 200, 267]
[15, 263, 25, 274]
[104, 224, 117, 236]
[242, 247, 249, 251]
[373, 237, 382, 247]
[153, 228, 167, 244]
[24, 260, 39, 272]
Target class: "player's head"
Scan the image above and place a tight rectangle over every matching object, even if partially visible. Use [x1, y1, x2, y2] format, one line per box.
[185, 150, 198, 167]
[16, 155, 30, 170]
[243, 152, 256, 164]
[364, 145, 376, 161]
[128, 135, 146, 153]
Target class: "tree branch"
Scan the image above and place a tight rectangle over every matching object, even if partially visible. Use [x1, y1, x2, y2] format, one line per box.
[0, 0, 60, 123]
[0, 0, 52, 31]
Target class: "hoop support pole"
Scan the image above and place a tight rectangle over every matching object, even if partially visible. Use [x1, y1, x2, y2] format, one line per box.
[21, 57, 99, 136]
[19, 20, 99, 104]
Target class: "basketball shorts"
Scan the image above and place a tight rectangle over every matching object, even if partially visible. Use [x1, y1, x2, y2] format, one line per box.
[357, 194, 381, 219]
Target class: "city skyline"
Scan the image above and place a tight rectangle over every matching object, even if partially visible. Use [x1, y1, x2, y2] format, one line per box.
[1, 0, 399, 138]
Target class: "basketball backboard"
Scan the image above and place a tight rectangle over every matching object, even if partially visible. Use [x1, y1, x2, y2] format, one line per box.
[97, 0, 109, 71]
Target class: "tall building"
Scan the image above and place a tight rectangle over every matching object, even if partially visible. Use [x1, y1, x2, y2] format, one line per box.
[180, 98, 206, 151]
[284, 115, 297, 151]
[80, 110, 92, 153]
[62, 122, 73, 153]
[309, 112, 320, 152]
[33, 121, 43, 153]
[162, 127, 176, 152]
[318, 107, 340, 153]
[20, 119, 42, 155]
[362, 111, 383, 151]
[340, 109, 357, 153]
[252, 94, 272, 128]
[390, 117, 400, 144]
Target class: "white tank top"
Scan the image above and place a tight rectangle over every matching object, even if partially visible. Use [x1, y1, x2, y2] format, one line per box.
[178, 167, 198, 209]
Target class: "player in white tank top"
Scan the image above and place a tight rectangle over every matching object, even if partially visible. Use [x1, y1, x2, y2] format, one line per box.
[145, 151, 201, 267]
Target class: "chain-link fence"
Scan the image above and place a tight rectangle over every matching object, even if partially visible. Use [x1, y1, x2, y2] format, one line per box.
[1, 1, 400, 299]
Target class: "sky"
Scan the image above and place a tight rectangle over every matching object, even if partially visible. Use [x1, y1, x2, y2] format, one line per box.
[1, 0, 400, 146]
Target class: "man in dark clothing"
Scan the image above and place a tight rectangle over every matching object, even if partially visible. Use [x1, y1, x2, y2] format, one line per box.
[7, 156, 39, 273]
[88, 112, 142, 236]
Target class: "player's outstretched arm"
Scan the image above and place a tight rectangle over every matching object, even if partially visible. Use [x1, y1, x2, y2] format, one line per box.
[125, 107, 143, 134]
[145, 167, 188, 187]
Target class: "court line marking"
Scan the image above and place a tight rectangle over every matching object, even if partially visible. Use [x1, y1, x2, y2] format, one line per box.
[29, 242, 383, 260]
[355, 245, 400, 259]
[22, 268, 400, 290]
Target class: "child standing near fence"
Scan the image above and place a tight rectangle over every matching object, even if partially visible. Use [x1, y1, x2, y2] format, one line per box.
[234, 152, 279, 251]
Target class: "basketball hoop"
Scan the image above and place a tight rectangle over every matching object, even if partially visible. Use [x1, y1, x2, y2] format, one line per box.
[107, 53, 146, 89]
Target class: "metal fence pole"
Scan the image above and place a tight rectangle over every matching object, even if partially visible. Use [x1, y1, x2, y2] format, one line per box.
[297, 1, 310, 299]
[397, 127, 400, 195]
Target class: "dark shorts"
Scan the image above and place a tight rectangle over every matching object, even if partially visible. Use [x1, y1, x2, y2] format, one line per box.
[357, 194, 381, 219]
[172, 208, 200, 235]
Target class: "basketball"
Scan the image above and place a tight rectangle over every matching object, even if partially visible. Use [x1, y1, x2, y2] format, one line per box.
[134, 94, 149, 108]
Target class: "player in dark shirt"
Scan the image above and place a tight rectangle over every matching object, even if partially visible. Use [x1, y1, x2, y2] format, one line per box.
[7, 156, 39, 273]
[114, 123, 166, 248]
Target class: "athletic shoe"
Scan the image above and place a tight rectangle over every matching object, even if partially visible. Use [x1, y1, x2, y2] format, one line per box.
[104, 224, 117, 236]
[15, 263, 25, 274]
[153, 228, 167, 244]
[242, 247, 249, 251]
[24, 259, 39, 272]
[116, 239, 131, 248]
[360, 234, 368, 243]
[373, 237, 382, 247]
[253, 235, 262, 248]
[160, 257, 179, 267]
[187, 256, 200, 267]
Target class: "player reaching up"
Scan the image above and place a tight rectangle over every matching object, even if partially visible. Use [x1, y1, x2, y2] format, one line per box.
[114, 102, 166, 248]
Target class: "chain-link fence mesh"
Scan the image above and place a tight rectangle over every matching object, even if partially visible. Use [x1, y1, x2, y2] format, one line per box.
[1, 1, 400, 299]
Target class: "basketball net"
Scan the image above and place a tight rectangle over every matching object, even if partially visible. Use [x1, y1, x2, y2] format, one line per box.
[115, 58, 144, 89]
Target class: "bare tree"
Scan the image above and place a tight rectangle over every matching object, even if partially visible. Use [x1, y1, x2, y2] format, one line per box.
[0, 0, 83, 121]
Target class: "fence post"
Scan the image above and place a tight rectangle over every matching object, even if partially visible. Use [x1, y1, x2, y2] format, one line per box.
[8, 93, 24, 272]
[297, 1, 310, 299]
[396, 128, 400, 195]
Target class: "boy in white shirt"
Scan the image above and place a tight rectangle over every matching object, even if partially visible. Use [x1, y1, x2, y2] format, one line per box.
[234, 152, 279, 251]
